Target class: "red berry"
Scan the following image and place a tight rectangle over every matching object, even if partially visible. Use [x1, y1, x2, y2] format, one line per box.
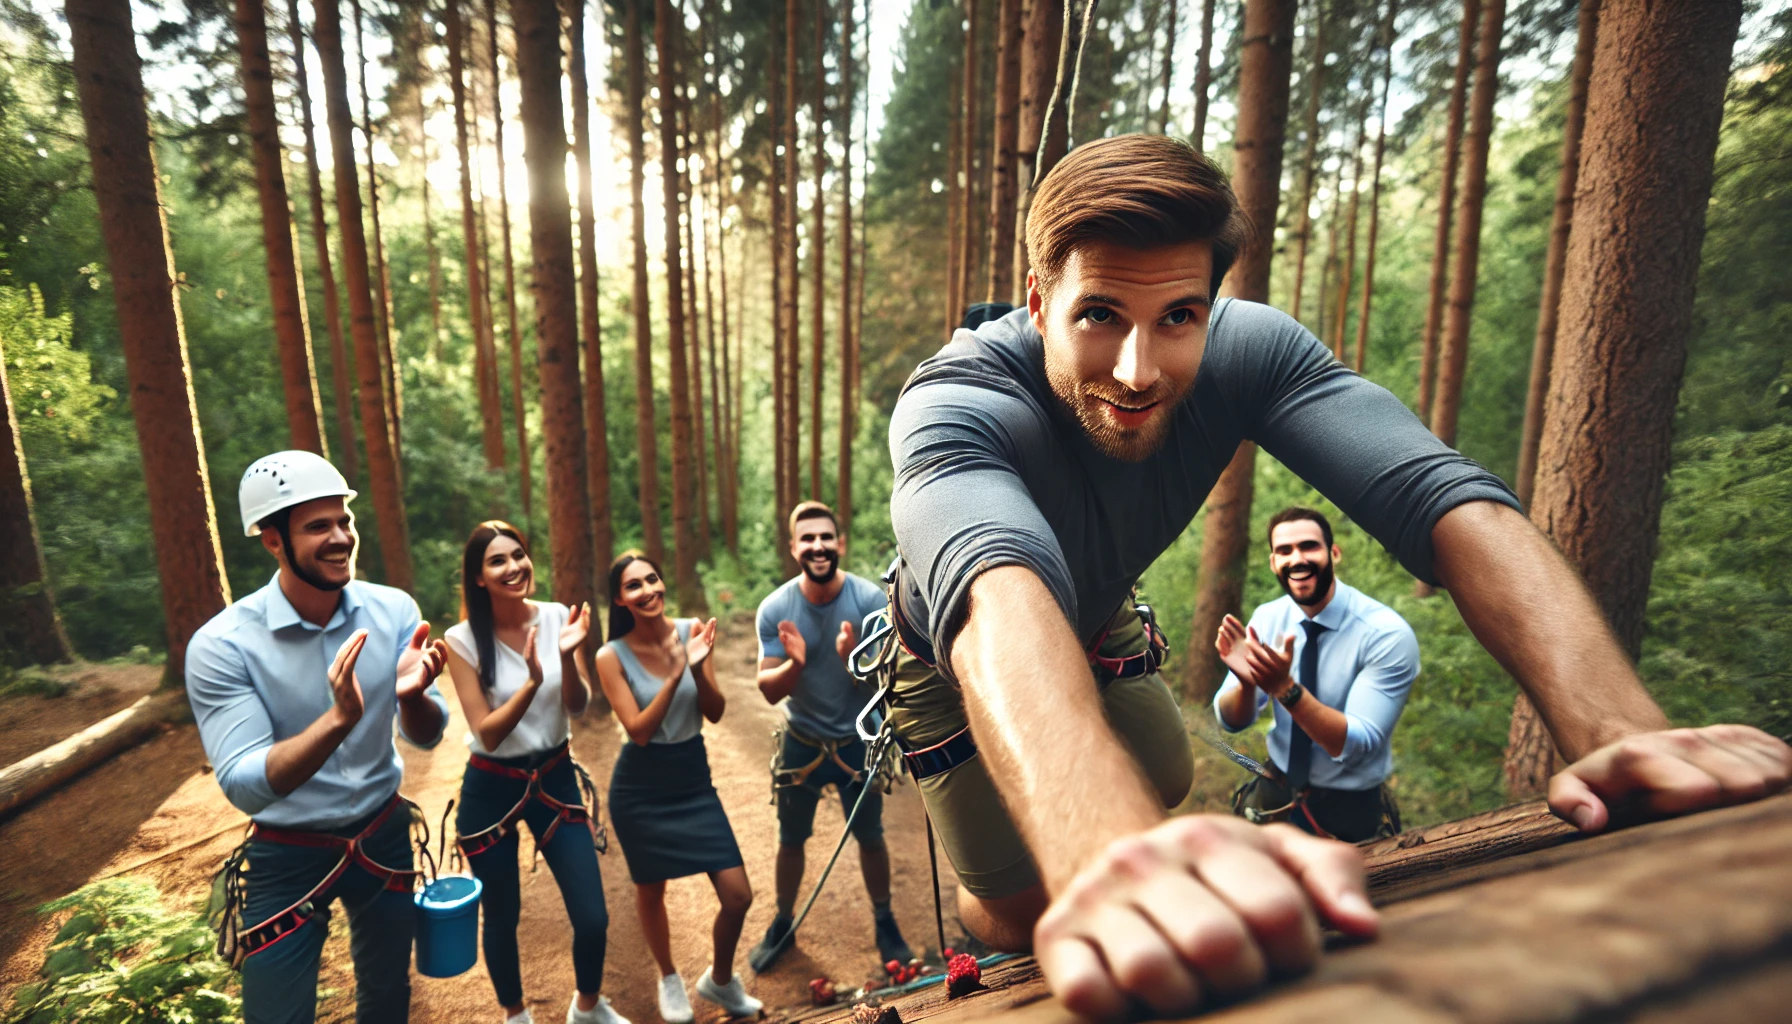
[942, 947, 957, 962]
[945, 953, 983, 999]
[885, 959, 903, 977]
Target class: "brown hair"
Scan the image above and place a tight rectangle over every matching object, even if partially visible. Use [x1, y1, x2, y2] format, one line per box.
[1025, 134, 1249, 298]
[1267, 507, 1334, 549]
[787, 500, 838, 538]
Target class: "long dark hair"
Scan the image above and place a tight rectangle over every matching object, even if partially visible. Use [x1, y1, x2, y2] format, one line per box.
[461, 520, 531, 694]
[607, 550, 666, 642]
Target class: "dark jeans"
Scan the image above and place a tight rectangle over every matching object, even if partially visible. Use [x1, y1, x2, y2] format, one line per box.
[1232, 774, 1402, 843]
[458, 751, 608, 1006]
[239, 801, 415, 1024]
[775, 731, 885, 847]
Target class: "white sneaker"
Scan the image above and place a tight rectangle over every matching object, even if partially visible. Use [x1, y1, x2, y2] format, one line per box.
[695, 967, 762, 1018]
[569, 995, 630, 1024]
[506, 1011, 535, 1024]
[658, 973, 694, 1024]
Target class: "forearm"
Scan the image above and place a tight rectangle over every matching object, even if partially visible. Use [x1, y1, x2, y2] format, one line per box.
[398, 691, 445, 747]
[1216, 682, 1260, 730]
[1289, 695, 1349, 759]
[625, 676, 681, 744]
[1432, 501, 1667, 760]
[562, 651, 591, 717]
[264, 708, 355, 796]
[757, 659, 802, 703]
[474, 681, 539, 750]
[953, 567, 1164, 895]
[695, 659, 725, 720]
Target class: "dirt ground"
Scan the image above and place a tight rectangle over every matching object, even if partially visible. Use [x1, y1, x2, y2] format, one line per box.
[0, 616, 1242, 1023]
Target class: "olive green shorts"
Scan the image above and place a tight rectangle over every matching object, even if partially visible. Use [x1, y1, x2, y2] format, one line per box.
[889, 606, 1196, 900]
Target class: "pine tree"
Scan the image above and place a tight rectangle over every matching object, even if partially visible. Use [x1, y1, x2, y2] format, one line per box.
[625, 0, 663, 564]
[1351, 0, 1394, 374]
[1192, 0, 1216, 148]
[568, 0, 613, 594]
[1158, 0, 1177, 133]
[1287, 2, 1325, 324]
[657, 0, 704, 609]
[0, 340, 73, 665]
[351, 0, 402, 458]
[445, 0, 507, 471]
[485, 0, 532, 527]
[1417, 0, 1480, 422]
[985, 0, 1022, 304]
[836, 0, 857, 538]
[1012, 0, 1062, 292]
[809, 0, 828, 501]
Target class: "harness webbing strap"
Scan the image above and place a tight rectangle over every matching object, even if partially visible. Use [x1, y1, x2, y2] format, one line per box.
[456, 743, 606, 860]
[771, 725, 864, 793]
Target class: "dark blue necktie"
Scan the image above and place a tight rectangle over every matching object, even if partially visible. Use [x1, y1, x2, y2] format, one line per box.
[1284, 619, 1328, 792]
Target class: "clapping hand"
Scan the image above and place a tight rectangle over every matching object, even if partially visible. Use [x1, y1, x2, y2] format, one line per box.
[328, 628, 370, 726]
[522, 625, 544, 684]
[836, 619, 857, 663]
[560, 602, 591, 657]
[686, 617, 720, 667]
[1215, 614, 1256, 684]
[777, 620, 806, 667]
[395, 622, 447, 702]
[1240, 626, 1296, 699]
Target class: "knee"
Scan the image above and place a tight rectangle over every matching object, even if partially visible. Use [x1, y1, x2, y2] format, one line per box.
[572, 900, 610, 936]
[718, 878, 754, 918]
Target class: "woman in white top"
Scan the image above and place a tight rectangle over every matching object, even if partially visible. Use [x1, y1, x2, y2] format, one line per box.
[596, 551, 760, 1023]
[445, 521, 624, 1024]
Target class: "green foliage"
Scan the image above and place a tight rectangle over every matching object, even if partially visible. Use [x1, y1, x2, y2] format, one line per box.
[6, 879, 239, 1023]
[1, 283, 114, 444]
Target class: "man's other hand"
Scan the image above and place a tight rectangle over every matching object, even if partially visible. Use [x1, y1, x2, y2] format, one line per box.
[395, 622, 446, 703]
[777, 620, 807, 667]
[836, 619, 857, 663]
[1033, 816, 1378, 1020]
[1548, 724, 1792, 833]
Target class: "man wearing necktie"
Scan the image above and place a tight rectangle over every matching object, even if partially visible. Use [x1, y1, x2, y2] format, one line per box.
[1214, 507, 1416, 841]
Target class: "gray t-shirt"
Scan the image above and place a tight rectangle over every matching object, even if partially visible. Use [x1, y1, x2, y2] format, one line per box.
[757, 573, 888, 739]
[889, 300, 1520, 673]
[606, 619, 702, 744]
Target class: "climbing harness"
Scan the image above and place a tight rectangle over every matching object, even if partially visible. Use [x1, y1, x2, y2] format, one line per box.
[209, 794, 438, 969]
[455, 742, 607, 865]
[768, 723, 867, 802]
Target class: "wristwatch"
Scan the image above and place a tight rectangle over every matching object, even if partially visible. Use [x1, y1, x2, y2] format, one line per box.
[1277, 682, 1305, 710]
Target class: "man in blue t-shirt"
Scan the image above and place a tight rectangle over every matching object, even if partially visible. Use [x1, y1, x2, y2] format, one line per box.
[748, 501, 911, 972]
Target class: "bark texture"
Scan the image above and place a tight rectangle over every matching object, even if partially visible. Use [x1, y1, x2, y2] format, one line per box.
[1353, 0, 1395, 374]
[351, 0, 401, 459]
[955, 0, 982, 320]
[314, 0, 413, 591]
[809, 0, 827, 501]
[657, 0, 704, 610]
[446, 0, 506, 470]
[1417, 0, 1480, 423]
[0, 347, 72, 664]
[1286, 2, 1324, 325]
[985, 0, 1022, 303]
[1012, 0, 1060, 293]
[625, 0, 663, 564]
[1192, 0, 1215, 148]
[770, 17, 792, 568]
[1186, 0, 1295, 703]
[1524, 0, 1737, 782]
[568, 0, 612, 595]
[836, 0, 857, 538]
[486, 0, 531, 526]
[236, 0, 326, 457]
[67, 0, 232, 680]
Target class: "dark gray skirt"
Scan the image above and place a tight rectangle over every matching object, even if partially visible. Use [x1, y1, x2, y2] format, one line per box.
[607, 734, 744, 884]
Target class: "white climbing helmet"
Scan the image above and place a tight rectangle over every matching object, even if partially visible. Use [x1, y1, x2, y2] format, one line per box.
[238, 451, 357, 537]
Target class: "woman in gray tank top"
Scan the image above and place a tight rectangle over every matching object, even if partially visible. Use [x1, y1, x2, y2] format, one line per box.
[593, 552, 761, 1023]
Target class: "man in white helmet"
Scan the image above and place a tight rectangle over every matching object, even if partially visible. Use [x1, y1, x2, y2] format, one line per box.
[185, 450, 449, 1024]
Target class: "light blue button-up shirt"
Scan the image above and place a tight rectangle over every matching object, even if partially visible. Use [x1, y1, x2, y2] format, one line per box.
[1212, 581, 1418, 791]
[186, 573, 449, 829]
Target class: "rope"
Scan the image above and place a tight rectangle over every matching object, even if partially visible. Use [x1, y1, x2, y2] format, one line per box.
[926, 814, 946, 959]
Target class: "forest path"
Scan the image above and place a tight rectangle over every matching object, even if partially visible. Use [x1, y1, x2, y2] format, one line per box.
[0, 615, 946, 1024]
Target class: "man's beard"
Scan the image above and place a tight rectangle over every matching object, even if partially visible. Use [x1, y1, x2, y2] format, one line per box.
[287, 538, 355, 592]
[1278, 558, 1335, 607]
[801, 550, 840, 584]
[1043, 353, 1188, 463]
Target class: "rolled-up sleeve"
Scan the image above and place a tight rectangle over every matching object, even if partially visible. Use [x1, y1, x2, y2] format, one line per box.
[1213, 672, 1268, 733]
[185, 633, 279, 815]
[757, 599, 786, 661]
[1335, 622, 1420, 764]
[889, 382, 1076, 673]
[396, 606, 450, 749]
[1220, 303, 1520, 585]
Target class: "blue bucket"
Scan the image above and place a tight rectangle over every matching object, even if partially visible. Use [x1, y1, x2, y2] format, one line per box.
[414, 875, 482, 978]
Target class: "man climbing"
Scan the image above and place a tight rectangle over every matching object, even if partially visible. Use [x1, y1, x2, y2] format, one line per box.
[187, 450, 449, 1024]
[1215, 507, 1415, 842]
[748, 501, 913, 972]
[883, 134, 1792, 1019]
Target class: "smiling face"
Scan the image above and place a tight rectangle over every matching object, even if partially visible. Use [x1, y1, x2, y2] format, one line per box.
[790, 513, 843, 584]
[1269, 519, 1340, 608]
[263, 495, 358, 592]
[615, 558, 668, 621]
[477, 534, 535, 602]
[1030, 239, 1214, 462]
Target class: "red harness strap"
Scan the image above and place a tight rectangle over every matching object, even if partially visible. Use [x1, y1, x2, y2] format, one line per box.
[219, 796, 420, 967]
[456, 744, 595, 859]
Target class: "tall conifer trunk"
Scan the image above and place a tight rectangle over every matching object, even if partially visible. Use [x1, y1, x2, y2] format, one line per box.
[67, 0, 232, 681]
[1158, 0, 1177, 133]
[513, 0, 594, 606]
[237, 0, 326, 456]
[287, 0, 358, 484]
[567, 0, 613, 593]
[657, 0, 704, 609]
[1287, 5, 1324, 324]
[1013, 0, 1062, 293]
[809, 0, 827, 501]
[0, 348, 73, 665]
[985, 0, 1021, 303]
[1330, 90, 1368, 357]
[445, 0, 506, 470]
[944, 72, 962, 336]
[1417, 0, 1479, 422]
[486, 0, 532, 527]
[836, 0, 856, 538]
[1352, 0, 1395, 374]
[782, 0, 801, 518]
[679, 70, 712, 560]
[419, 86, 443, 360]
[625, 0, 662, 564]
[1192, 0, 1215, 147]
[351, 0, 401, 458]
[769, 16, 792, 568]
[956, 0, 982, 319]
[1185, 0, 1294, 703]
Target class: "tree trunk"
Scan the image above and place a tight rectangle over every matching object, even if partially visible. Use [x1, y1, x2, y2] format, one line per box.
[1524, 0, 1736, 784]
[1012, 0, 1062, 294]
[512, 0, 593, 607]
[1429, 0, 1505, 449]
[420, 89, 444, 361]
[0, 346, 72, 665]
[711, 89, 738, 553]
[1158, 0, 1177, 134]
[470, 52, 510, 480]
[567, 0, 612, 596]
[0, 691, 186, 819]
[236, 0, 327, 457]
[1033, 0, 1094, 186]
[1287, 4, 1324, 324]
[657, 0, 704, 611]
[782, 0, 802, 519]
[315, 0, 413, 591]
[945, 71, 962, 336]
[445, 0, 506, 471]
[67, 0, 232, 681]
[1192, 0, 1215, 148]
[624, 0, 662, 565]
[809, 0, 827, 502]
[351, 0, 401, 461]
[287, 0, 358, 485]
[1317, 168, 1341, 356]
[1352, 0, 1395, 374]
[985, 0, 1022, 304]
[486, 0, 532, 528]
[770, 15, 792, 568]
[1417, 0, 1480, 423]
[836, 0, 856, 539]
[1515, 0, 1598, 510]
[1185, 0, 1295, 704]
[956, 0, 982, 321]
[680, 73, 712, 562]
[1330, 91, 1368, 358]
